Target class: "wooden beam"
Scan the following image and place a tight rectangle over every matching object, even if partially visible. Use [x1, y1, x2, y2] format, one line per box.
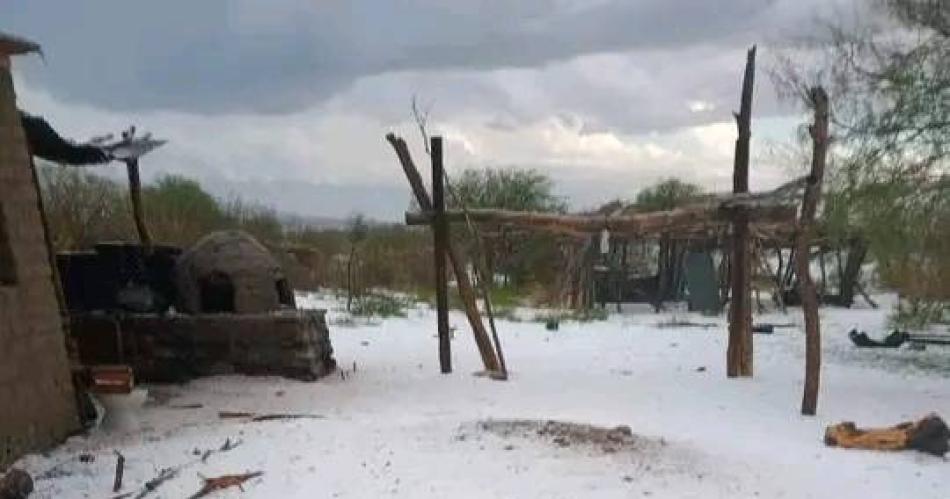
[385, 134, 500, 373]
[727, 45, 756, 378]
[406, 204, 796, 234]
[798, 87, 829, 416]
[431, 137, 452, 374]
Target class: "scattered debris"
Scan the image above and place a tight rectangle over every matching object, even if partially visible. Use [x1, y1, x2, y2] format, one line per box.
[824, 413, 949, 456]
[218, 411, 325, 422]
[218, 411, 254, 419]
[475, 419, 641, 454]
[849, 329, 908, 348]
[251, 413, 326, 422]
[220, 437, 242, 452]
[78, 453, 95, 463]
[656, 319, 718, 329]
[198, 437, 243, 463]
[845, 329, 949, 349]
[0, 469, 33, 499]
[169, 403, 204, 410]
[113, 451, 125, 493]
[187, 471, 263, 498]
[132, 467, 178, 499]
[35, 457, 81, 480]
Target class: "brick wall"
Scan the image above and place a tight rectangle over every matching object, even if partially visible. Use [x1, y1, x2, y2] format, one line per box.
[0, 58, 79, 468]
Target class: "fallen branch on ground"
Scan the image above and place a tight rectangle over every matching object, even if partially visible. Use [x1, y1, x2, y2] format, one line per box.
[200, 437, 243, 463]
[113, 451, 125, 493]
[132, 467, 178, 499]
[187, 472, 263, 499]
[824, 413, 949, 456]
[218, 411, 325, 422]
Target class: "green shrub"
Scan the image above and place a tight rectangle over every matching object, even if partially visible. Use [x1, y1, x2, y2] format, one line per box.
[350, 293, 412, 318]
[532, 307, 608, 325]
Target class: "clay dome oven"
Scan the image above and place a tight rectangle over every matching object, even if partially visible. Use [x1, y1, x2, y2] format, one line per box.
[175, 230, 295, 314]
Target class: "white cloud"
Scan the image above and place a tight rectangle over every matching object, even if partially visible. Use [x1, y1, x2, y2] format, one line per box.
[688, 100, 715, 113]
[7, 0, 845, 220]
[14, 68, 803, 220]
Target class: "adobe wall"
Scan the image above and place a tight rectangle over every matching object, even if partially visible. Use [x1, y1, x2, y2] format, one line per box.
[72, 310, 336, 382]
[0, 59, 79, 468]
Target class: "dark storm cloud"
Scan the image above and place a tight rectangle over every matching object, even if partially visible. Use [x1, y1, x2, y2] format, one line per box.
[4, 0, 781, 114]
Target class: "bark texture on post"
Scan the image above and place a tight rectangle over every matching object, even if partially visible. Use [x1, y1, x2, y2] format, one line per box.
[431, 137, 452, 373]
[125, 158, 152, 251]
[798, 87, 829, 416]
[385, 134, 500, 373]
[727, 45, 756, 378]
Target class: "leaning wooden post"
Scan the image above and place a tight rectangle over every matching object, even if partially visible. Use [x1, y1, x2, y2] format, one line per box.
[125, 157, 152, 251]
[727, 45, 756, 378]
[431, 137, 452, 373]
[385, 133, 500, 373]
[797, 86, 829, 416]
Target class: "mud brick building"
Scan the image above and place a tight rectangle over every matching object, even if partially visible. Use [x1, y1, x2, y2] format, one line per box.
[0, 35, 79, 468]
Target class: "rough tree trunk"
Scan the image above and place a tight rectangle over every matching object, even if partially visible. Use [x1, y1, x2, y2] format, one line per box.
[837, 237, 868, 307]
[798, 87, 829, 416]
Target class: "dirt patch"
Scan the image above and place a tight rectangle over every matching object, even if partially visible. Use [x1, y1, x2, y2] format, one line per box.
[469, 419, 663, 455]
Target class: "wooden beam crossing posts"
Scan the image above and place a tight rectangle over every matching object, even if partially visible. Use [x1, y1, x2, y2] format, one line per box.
[798, 87, 829, 416]
[727, 45, 756, 378]
[431, 137, 452, 373]
[406, 204, 797, 235]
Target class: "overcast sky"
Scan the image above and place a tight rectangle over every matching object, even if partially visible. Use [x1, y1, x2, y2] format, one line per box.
[3, 0, 858, 221]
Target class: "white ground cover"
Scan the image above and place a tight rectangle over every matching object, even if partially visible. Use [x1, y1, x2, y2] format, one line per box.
[14, 293, 949, 498]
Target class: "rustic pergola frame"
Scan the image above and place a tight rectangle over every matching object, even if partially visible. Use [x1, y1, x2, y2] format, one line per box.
[387, 47, 829, 415]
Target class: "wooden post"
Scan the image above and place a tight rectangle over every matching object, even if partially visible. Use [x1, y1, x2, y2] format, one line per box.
[798, 87, 829, 416]
[727, 45, 756, 378]
[431, 137, 452, 373]
[125, 158, 152, 251]
[385, 134, 500, 373]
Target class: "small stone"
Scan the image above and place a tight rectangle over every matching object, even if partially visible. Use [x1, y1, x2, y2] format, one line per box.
[503, 444, 515, 451]
[622, 475, 634, 483]
[696, 366, 707, 372]
[0, 469, 33, 499]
